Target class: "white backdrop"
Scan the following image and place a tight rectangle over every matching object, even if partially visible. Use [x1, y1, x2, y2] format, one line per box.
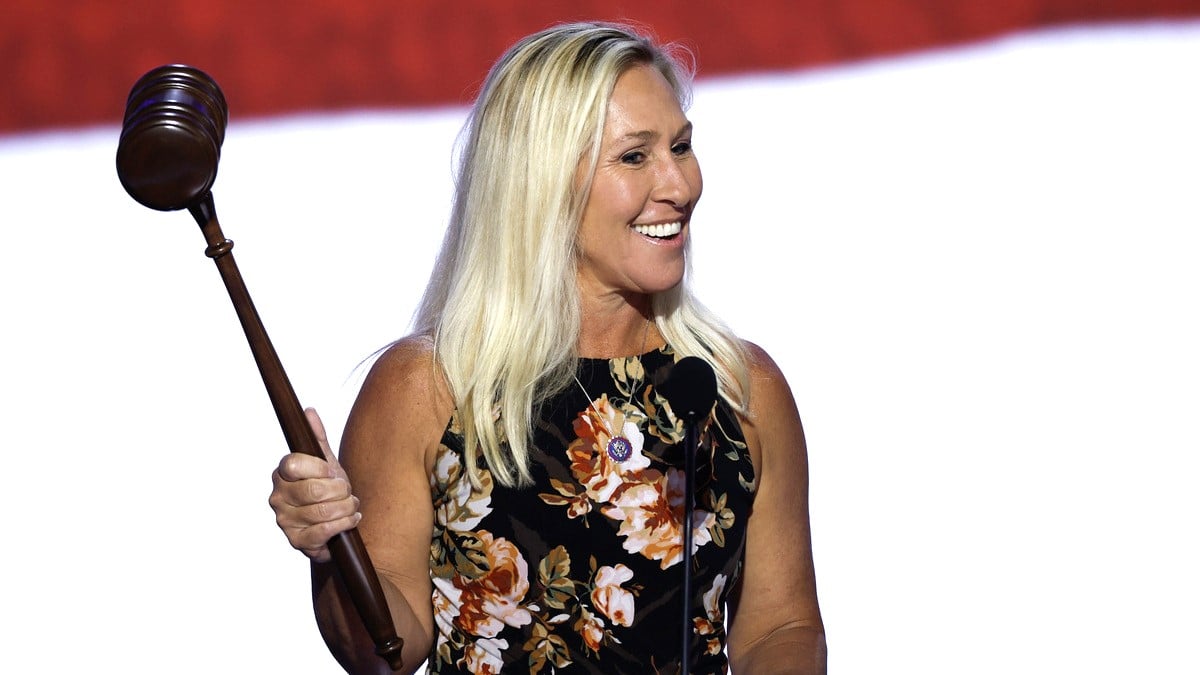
[2, 22, 1197, 673]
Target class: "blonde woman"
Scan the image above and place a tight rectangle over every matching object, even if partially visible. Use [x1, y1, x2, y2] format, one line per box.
[270, 22, 825, 674]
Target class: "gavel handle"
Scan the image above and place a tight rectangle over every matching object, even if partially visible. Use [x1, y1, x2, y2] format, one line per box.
[188, 193, 405, 671]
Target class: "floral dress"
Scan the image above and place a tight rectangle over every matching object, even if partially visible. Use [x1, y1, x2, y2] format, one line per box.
[427, 346, 756, 674]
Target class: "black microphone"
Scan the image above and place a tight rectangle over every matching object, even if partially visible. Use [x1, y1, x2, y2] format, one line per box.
[658, 355, 718, 674]
[660, 356, 718, 422]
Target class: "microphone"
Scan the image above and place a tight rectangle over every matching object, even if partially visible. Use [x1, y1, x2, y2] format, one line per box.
[660, 356, 718, 422]
[658, 355, 718, 674]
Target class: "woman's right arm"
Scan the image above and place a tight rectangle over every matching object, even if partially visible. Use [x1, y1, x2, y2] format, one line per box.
[270, 337, 451, 674]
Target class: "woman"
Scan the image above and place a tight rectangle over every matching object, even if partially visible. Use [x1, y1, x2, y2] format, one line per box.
[270, 22, 825, 674]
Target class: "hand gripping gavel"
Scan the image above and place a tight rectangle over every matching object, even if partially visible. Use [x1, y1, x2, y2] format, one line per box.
[116, 64, 404, 671]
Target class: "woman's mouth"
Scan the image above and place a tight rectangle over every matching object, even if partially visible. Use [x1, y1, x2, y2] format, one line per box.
[632, 221, 683, 239]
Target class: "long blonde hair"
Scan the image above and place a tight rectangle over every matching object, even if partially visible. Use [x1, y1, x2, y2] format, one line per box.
[414, 22, 749, 487]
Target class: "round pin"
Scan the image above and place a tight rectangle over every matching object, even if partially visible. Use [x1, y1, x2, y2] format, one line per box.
[607, 436, 633, 462]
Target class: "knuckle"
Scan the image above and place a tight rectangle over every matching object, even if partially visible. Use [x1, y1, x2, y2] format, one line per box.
[303, 522, 340, 551]
[279, 453, 321, 481]
[312, 500, 334, 523]
[303, 479, 328, 504]
[331, 477, 353, 499]
[277, 454, 301, 477]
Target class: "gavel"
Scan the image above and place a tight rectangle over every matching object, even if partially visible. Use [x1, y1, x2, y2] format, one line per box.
[116, 64, 404, 671]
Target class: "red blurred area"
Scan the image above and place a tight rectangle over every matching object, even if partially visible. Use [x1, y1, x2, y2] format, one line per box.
[3, 0, 1199, 134]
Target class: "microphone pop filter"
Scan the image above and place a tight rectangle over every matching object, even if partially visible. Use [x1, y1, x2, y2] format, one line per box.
[659, 356, 718, 423]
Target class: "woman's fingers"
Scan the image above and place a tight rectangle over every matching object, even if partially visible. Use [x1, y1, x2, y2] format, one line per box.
[274, 450, 336, 483]
[305, 407, 344, 471]
[282, 510, 364, 563]
[269, 476, 362, 561]
[269, 409, 363, 562]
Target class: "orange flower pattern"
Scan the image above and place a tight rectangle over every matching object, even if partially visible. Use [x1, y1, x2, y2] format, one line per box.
[427, 347, 754, 673]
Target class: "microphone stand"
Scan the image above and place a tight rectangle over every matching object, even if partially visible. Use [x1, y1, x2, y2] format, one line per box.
[660, 356, 718, 675]
[680, 417, 701, 675]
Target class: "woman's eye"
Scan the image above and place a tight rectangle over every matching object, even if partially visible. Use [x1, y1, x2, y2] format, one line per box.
[621, 151, 647, 165]
[672, 141, 693, 155]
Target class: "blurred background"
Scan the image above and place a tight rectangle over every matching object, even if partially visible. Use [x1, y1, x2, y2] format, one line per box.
[3, 1, 1198, 672]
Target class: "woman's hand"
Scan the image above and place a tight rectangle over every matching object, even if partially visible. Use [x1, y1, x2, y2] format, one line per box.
[269, 408, 362, 563]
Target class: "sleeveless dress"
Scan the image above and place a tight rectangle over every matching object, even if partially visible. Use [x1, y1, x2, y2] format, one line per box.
[426, 346, 756, 674]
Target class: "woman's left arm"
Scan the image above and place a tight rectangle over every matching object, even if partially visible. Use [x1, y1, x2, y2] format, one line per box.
[726, 342, 827, 674]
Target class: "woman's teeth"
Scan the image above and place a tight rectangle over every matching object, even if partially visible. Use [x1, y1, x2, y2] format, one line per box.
[632, 222, 682, 238]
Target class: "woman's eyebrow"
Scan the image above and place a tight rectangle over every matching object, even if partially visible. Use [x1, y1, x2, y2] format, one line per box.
[614, 121, 693, 144]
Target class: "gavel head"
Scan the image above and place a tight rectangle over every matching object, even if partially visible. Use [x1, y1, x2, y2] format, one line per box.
[116, 64, 228, 211]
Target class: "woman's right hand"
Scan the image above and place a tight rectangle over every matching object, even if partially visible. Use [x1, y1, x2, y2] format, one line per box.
[269, 407, 362, 563]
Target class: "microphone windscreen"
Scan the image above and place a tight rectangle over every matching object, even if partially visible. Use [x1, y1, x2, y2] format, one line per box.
[660, 356, 718, 422]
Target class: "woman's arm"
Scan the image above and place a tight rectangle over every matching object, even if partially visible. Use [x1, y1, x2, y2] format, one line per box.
[272, 336, 451, 674]
[727, 342, 826, 674]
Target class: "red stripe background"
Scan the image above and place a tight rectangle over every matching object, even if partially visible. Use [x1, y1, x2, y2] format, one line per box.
[4, 0, 1200, 134]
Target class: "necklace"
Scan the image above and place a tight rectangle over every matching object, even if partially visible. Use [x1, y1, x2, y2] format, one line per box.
[573, 373, 635, 462]
[573, 316, 651, 462]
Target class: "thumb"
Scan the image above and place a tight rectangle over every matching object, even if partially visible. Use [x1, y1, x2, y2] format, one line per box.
[304, 407, 345, 478]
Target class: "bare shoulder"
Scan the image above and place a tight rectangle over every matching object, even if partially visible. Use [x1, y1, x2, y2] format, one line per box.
[359, 334, 448, 405]
[741, 339, 796, 408]
[341, 334, 453, 474]
[736, 340, 803, 468]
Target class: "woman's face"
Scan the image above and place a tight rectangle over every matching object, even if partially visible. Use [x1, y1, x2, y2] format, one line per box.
[575, 63, 702, 303]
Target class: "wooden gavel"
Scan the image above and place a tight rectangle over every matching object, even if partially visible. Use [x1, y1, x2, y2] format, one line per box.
[116, 64, 404, 671]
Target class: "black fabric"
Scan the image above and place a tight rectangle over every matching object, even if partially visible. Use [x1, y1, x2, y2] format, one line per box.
[427, 346, 755, 674]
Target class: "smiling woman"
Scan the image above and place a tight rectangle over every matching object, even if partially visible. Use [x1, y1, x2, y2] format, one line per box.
[6, 10, 1200, 675]
[265, 21, 824, 675]
[575, 64, 701, 309]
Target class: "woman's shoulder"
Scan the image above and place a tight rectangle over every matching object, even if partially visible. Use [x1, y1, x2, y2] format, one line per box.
[733, 339, 803, 459]
[376, 333, 436, 365]
[737, 339, 790, 393]
[346, 334, 454, 456]
[362, 334, 446, 397]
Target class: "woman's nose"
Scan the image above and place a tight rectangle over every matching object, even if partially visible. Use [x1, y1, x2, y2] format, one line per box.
[651, 157, 695, 206]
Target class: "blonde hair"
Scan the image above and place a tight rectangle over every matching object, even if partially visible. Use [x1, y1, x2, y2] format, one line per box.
[414, 22, 749, 487]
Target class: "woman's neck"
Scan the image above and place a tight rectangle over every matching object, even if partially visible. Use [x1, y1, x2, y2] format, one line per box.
[577, 290, 659, 359]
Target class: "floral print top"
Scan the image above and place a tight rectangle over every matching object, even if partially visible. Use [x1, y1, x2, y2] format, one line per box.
[427, 346, 756, 674]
